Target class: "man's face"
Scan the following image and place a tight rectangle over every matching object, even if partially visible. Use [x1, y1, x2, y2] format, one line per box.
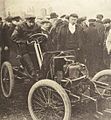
[26, 19, 35, 27]
[6, 21, 12, 27]
[104, 23, 110, 28]
[69, 16, 78, 25]
[12, 20, 21, 26]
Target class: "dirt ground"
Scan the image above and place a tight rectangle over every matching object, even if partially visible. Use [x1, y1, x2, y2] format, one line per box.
[0, 49, 110, 120]
[0, 79, 110, 120]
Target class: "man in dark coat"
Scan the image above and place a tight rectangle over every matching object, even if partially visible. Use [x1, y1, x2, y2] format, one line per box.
[95, 14, 105, 70]
[41, 19, 53, 52]
[84, 19, 100, 77]
[77, 17, 88, 63]
[57, 13, 84, 62]
[0, 17, 3, 50]
[1, 16, 13, 64]
[103, 18, 111, 68]
[11, 15, 41, 77]
[0, 17, 3, 65]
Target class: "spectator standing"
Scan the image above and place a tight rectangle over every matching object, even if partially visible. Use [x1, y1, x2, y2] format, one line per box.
[84, 19, 100, 77]
[95, 14, 105, 70]
[103, 18, 111, 68]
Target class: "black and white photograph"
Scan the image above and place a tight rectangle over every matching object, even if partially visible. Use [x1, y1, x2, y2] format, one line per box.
[0, 0, 111, 119]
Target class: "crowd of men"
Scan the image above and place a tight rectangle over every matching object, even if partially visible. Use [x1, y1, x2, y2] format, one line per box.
[0, 12, 111, 78]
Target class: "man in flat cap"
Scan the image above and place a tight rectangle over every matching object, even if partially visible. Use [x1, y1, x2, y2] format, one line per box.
[50, 12, 65, 50]
[76, 17, 88, 63]
[11, 15, 41, 78]
[77, 17, 88, 30]
[103, 18, 111, 36]
[95, 14, 105, 70]
[96, 14, 104, 21]
[1, 16, 13, 64]
[40, 19, 52, 51]
[50, 12, 58, 26]
[84, 18, 100, 77]
[106, 19, 111, 55]
[57, 13, 84, 61]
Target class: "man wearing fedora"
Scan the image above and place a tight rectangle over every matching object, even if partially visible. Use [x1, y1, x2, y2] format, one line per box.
[11, 14, 41, 78]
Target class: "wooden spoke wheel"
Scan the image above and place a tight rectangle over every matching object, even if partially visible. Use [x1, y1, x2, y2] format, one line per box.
[28, 79, 71, 120]
[92, 70, 111, 96]
[1, 62, 14, 98]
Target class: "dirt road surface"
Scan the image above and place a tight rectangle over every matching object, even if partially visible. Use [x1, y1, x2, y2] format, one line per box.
[0, 80, 110, 120]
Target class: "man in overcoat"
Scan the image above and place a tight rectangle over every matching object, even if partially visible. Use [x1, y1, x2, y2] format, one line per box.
[57, 13, 84, 62]
[84, 19, 100, 77]
[11, 15, 41, 77]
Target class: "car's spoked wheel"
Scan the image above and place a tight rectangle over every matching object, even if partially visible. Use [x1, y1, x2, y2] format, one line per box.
[92, 70, 111, 110]
[32, 87, 65, 120]
[92, 70, 111, 97]
[96, 75, 111, 96]
[1, 62, 14, 98]
[28, 79, 71, 120]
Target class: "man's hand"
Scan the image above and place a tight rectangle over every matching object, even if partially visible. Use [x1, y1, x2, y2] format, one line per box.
[4, 46, 8, 51]
[77, 48, 80, 51]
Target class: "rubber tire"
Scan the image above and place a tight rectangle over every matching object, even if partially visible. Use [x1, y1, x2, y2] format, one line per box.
[92, 69, 111, 81]
[28, 79, 71, 120]
[1, 61, 14, 98]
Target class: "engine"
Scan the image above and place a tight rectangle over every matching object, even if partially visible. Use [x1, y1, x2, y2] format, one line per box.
[63, 62, 89, 79]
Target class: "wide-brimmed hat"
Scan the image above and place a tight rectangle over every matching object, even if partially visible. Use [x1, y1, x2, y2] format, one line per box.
[50, 12, 58, 19]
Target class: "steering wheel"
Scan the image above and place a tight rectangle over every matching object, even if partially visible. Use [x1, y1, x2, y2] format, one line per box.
[28, 33, 48, 44]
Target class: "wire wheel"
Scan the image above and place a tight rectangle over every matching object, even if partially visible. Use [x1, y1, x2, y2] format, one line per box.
[92, 69, 111, 96]
[1, 62, 14, 98]
[28, 79, 71, 120]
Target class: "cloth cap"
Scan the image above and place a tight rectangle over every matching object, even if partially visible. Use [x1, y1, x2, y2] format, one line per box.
[60, 15, 66, 18]
[103, 18, 111, 24]
[88, 19, 96, 22]
[5, 16, 12, 22]
[96, 14, 104, 19]
[12, 16, 21, 21]
[41, 19, 51, 24]
[69, 13, 78, 18]
[25, 14, 36, 20]
[77, 17, 86, 23]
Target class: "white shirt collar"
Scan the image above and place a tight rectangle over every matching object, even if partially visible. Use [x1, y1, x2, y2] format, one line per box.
[68, 23, 76, 34]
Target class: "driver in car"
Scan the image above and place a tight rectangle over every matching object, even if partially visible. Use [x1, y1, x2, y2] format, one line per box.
[11, 14, 41, 78]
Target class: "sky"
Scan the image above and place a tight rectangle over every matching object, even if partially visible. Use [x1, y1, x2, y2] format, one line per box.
[4, 0, 111, 18]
